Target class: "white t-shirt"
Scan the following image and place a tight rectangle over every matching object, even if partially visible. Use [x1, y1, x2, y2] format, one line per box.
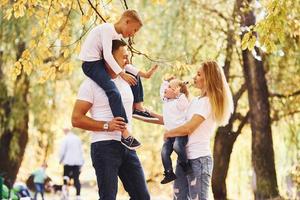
[79, 23, 138, 76]
[77, 77, 133, 143]
[185, 96, 217, 159]
[160, 81, 189, 130]
[59, 132, 84, 166]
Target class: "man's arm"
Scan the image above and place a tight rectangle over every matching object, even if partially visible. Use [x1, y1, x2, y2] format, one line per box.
[164, 114, 205, 138]
[71, 100, 126, 131]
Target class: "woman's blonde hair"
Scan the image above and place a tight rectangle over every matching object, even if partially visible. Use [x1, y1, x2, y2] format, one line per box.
[201, 61, 233, 126]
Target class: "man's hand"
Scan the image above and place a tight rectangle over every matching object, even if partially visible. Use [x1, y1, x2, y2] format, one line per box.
[108, 117, 126, 132]
[120, 71, 137, 86]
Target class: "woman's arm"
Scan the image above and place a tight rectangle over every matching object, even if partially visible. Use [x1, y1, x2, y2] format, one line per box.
[164, 114, 205, 138]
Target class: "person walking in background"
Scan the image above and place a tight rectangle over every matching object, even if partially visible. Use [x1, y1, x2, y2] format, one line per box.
[32, 163, 48, 200]
[59, 128, 84, 200]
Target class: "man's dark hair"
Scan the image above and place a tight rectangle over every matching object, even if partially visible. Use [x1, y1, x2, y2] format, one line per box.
[112, 40, 127, 53]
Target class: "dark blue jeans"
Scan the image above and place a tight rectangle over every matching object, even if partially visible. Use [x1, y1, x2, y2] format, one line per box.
[161, 136, 188, 172]
[82, 60, 128, 123]
[34, 183, 44, 200]
[129, 74, 144, 103]
[91, 140, 150, 200]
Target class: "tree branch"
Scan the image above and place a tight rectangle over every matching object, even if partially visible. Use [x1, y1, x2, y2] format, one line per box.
[270, 90, 300, 98]
[77, 0, 84, 15]
[232, 111, 250, 136]
[87, 0, 106, 22]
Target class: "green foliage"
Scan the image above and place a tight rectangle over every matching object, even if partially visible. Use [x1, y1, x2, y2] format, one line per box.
[242, 0, 300, 53]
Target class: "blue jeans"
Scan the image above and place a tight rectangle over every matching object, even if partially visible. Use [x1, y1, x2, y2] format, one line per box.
[82, 60, 128, 123]
[173, 156, 213, 200]
[34, 183, 44, 200]
[129, 74, 144, 103]
[161, 136, 188, 172]
[91, 140, 150, 200]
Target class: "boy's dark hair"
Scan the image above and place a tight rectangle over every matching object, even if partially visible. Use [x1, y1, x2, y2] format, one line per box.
[112, 40, 127, 53]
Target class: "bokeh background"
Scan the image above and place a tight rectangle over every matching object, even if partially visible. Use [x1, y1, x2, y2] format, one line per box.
[1, 0, 299, 199]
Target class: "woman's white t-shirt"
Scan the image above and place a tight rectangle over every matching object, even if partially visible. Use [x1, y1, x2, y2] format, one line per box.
[185, 96, 216, 159]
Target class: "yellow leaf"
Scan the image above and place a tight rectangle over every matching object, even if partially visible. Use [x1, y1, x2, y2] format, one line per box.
[22, 49, 31, 59]
[4, 8, 13, 20]
[28, 40, 37, 49]
[23, 61, 33, 75]
[248, 36, 257, 50]
[241, 32, 251, 50]
[0, 0, 9, 7]
[63, 49, 69, 58]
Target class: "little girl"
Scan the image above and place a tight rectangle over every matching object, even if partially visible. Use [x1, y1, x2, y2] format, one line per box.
[160, 77, 190, 184]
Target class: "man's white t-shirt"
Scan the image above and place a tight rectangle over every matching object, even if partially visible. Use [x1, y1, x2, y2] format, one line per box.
[185, 96, 217, 159]
[77, 77, 133, 143]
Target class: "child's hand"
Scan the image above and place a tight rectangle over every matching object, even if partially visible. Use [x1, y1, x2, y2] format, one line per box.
[164, 87, 177, 99]
[142, 64, 159, 79]
[120, 72, 137, 86]
[149, 64, 158, 75]
[164, 76, 175, 82]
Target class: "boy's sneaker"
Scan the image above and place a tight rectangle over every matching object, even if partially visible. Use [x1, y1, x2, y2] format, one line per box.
[121, 136, 141, 150]
[133, 109, 159, 121]
[160, 170, 177, 184]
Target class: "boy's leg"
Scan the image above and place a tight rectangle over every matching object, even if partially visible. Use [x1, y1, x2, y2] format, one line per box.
[173, 136, 188, 164]
[129, 74, 144, 105]
[82, 60, 128, 123]
[161, 138, 175, 172]
[90, 140, 123, 200]
[118, 149, 150, 200]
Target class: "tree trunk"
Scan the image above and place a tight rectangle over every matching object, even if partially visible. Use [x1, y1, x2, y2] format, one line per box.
[0, 42, 29, 184]
[237, 0, 279, 198]
[212, 5, 247, 198]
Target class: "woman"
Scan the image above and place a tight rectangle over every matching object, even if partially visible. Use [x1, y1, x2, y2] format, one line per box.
[164, 60, 233, 200]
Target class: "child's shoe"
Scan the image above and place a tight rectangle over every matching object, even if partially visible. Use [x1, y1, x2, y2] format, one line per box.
[160, 170, 177, 184]
[133, 109, 159, 121]
[121, 136, 141, 150]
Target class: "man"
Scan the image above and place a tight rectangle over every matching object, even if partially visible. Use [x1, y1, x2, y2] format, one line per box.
[72, 40, 157, 200]
[59, 128, 84, 199]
